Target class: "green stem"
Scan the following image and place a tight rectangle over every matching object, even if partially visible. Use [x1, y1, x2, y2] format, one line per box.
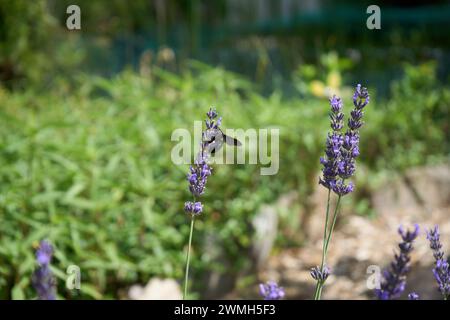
[314, 193, 342, 300]
[183, 216, 195, 300]
[324, 195, 342, 255]
[313, 189, 331, 300]
[321, 190, 331, 268]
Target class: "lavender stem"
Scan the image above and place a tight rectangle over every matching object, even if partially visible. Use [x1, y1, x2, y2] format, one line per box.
[324, 194, 342, 255]
[314, 194, 342, 300]
[183, 216, 195, 300]
[182, 107, 220, 300]
[314, 189, 331, 300]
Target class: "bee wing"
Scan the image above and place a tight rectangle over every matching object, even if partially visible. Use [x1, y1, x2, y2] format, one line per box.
[206, 140, 223, 156]
[223, 134, 242, 146]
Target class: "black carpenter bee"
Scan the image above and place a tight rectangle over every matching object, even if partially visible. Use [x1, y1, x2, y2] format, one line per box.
[203, 128, 242, 156]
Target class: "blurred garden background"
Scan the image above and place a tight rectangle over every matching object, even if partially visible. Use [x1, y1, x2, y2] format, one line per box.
[0, 0, 449, 299]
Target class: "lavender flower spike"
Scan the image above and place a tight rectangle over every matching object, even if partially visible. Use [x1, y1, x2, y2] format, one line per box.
[427, 225, 444, 261]
[319, 96, 344, 190]
[427, 226, 450, 299]
[32, 240, 56, 300]
[259, 281, 285, 300]
[336, 84, 370, 186]
[183, 107, 221, 299]
[185, 107, 219, 202]
[375, 224, 419, 300]
[314, 86, 370, 300]
[319, 85, 369, 196]
[329, 96, 344, 131]
[186, 153, 212, 199]
[352, 84, 370, 111]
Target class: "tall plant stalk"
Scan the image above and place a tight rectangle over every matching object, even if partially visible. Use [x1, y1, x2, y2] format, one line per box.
[183, 216, 195, 299]
[313, 190, 330, 300]
[312, 85, 370, 300]
[182, 107, 221, 300]
[314, 193, 342, 300]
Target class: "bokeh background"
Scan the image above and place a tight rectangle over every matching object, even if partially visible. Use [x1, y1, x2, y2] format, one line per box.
[0, 0, 449, 299]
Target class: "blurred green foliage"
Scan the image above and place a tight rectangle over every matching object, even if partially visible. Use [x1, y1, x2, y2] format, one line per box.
[0, 0, 84, 89]
[0, 59, 448, 299]
[363, 62, 450, 170]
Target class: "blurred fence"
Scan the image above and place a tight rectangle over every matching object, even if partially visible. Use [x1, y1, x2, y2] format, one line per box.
[82, 3, 450, 95]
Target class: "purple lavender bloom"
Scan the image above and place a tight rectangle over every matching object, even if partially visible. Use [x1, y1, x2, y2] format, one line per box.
[187, 155, 212, 198]
[184, 201, 203, 216]
[330, 180, 354, 196]
[36, 240, 53, 265]
[259, 281, 285, 300]
[319, 133, 343, 189]
[310, 265, 331, 282]
[206, 108, 218, 120]
[352, 84, 370, 110]
[319, 85, 369, 196]
[185, 108, 221, 216]
[427, 226, 444, 261]
[337, 85, 369, 181]
[408, 292, 419, 300]
[375, 224, 419, 300]
[426, 226, 450, 299]
[32, 240, 56, 300]
[319, 96, 345, 190]
[348, 84, 369, 131]
[205, 107, 221, 129]
[338, 131, 359, 179]
[329, 96, 344, 131]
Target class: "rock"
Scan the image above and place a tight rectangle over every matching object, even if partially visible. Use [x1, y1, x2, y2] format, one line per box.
[250, 204, 278, 270]
[251, 191, 303, 269]
[201, 232, 237, 299]
[128, 278, 182, 300]
[404, 164, 450, 209]
[372, 164, 450, 218]
[202, 267, 237, 299]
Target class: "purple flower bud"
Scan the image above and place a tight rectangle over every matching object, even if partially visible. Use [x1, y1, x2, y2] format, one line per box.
[188, 172, 197, 184]
[329, 95, 343, 113]
[259, 281, 285, 300]
[331, 180, 354, 196]
[352, 84, 370, 110]
[310, 265, 331, 282]
[399, 224, 420, 243]
[329, 96, 344, 131]
[206, 107, 218, 120]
